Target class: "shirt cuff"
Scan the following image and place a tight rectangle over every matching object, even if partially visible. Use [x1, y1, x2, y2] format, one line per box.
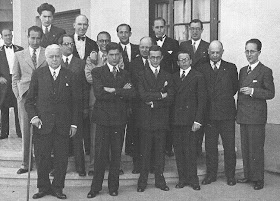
[30, 116, 39, 123]
[71, 125, 77, 128]
[250, 88, 254, 97]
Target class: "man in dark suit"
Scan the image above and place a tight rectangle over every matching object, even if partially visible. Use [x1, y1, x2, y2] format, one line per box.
[72, 14, 99, 155]
[12, 26, 47, 175]
[197, 40, 238, 186]
[59, 34, 87, 176]
[152, 17, 179, 157]
[179, 19, 209, 156]
[0, 28, 23, 139]
[37, 3, 66, 48]
[129, 36, 153, 174]
[172, 51, 206, 191]
[25, 44, 79, 199]
[87, 42, 135, 198]
[236, 39, 275, 190]
[137, 45, 173, 193]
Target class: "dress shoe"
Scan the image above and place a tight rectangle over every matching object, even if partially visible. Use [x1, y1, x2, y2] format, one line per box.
[32, 190, 51, 199]
[237, 178, 250, 183]
[109, 191, 118, 196]
[253, 180, 264, 190]
[155, 185, 169, 191]
[78, 171, 86, 176]
[202, 176, 217, 185]
[227, 178, 236, 186]
[119, 169, 124, 175]
[175, 182, 187, 188]
[137, 187, 145, 192]
[132, 169, 140, 174]
[165, 150, 174, 157]
[190, 183, 201, 191]
[17, 168, 29, 174]
[52, 190, 67, 199]
[88, 171, 94, 176]
[87, 190, 99, 198]
[0, 135, 8, 139]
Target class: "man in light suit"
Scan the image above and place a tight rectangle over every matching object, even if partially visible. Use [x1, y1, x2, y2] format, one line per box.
[37, 3, 66, 48]
[12, 26, 47, 174]
[25, 44, 79, 199]
[197, 40, 238, 186]
[0, 28, 23, 139]
[152, 17, 179, 157]
[236, 39, 275, 190]
[59, 34, 87, 176]
[172, 51, 206, 191]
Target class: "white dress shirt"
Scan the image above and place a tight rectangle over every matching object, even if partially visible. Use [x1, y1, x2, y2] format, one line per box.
[120, 43, 132, 62]
[180, 67, 191, 77]
[156, 35, 166, 47]
[192, 38, 201, 51]
[74, 33, 86, 59]
[42, 25, 51, 34]
[62, 54, 73, 64]
[4, 44, 15, 74]
[107, 62, 120, 72]
[210, 60, 221, 70]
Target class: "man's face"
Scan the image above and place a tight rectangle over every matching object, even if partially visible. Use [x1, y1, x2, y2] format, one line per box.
[107, 49, 121, 66]
[153, 20, 166, 38]
[60, 36, 74, 56]
[177, 53, 192, 70]
[2, 30, 13, 45]
[139, 39, 152, 58]
[73, 16, 88, 36]
[39, 10, 53, 27]
[208, 44, 224, 63]
[28, 30, 42, 49]
[189, 22, 203, 41]
[148, 50, 163, 67]
[117, 25, 131, 45]
[46, 48, 62, 69]
[97, 33, 110, 52]
[245, 43, 260, 65]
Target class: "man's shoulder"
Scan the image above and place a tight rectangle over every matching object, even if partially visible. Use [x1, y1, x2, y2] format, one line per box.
[72, 56, 86, 65]
[221, 60, 237, 69]
[51, 25, 66, 34]
[180, 40, 192, 46]
[200, 40, 210, 46]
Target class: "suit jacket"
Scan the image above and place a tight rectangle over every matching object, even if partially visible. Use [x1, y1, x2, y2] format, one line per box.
[179, 39, 209, 68]
[119, 43, 139, 72]
[40, 25, 66, 48]
[12, 48, 47, 100]
[196, 60, 238, 121]
[25, 66, 79, 135]
[137, 67, 174, 130]
[91, 64, 135, 126]
[236, 62, 275, 124]
[0, 44, 23, 107]
[73, 36, 99, 61]
[172, 68, 206, 126]
[153, 36, 179, 74]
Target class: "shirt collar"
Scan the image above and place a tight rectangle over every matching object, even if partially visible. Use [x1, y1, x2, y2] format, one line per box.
[107, 62, 120, 72]
[149, 65, 160, 73]
[49, 65, 62, 75]
[74, 33, 86, 40]
[180, 67, 191, 76]
[120, 42, 131, 49]
[42, 25, 51, 32]
[62, 54, 73, 63]
[28, 46, 41, 55]
[249, 61, 259, 70]
[210, 60, 221, 69]
[192, 38, 201, 46]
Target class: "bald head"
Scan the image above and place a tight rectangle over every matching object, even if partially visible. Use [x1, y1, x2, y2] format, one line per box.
[73, 14, 89, 36]
[139, 36, 153, 58]
[208, 40, 224, 63]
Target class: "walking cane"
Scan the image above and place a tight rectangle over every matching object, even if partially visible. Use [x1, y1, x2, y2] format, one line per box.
[26, 124, 33, 201]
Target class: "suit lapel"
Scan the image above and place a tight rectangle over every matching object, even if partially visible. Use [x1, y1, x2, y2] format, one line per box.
[37, 48, 45, 68]
[177, 69, 195, 94]
[215, 60, 227, 85]
[241, 63, 262, 87]
[23, 49, 35, 69]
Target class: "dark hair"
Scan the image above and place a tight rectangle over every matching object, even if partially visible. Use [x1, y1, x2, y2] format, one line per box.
[246, 38, 262, 51]
[153, 17, 166, 26]
[97, 31, 111, 41]
[27, 26, 43, 38]
[116, 24, 131, 32]
[189, 19, 203, 29]
[149, 45, 162, 53]
[58, 34, 74, 45]
[177, 51, 192, 60]
[106, 42, 121, 53]
[1, 28, 12, 35]
[37, 3, 55, 15]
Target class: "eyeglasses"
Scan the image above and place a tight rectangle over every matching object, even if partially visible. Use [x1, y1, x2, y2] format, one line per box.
[62, 42, 74, 46]
[178, 58, 190, 62]
[149, 56, 162, 61]
[245, 50, 259, 55]
[189, 27, 202, 31]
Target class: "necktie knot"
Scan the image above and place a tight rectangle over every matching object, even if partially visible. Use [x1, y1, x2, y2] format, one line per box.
[247, 66, 252, 74]
[213, 63, 218, 73]
[154, 68, 159, 78]
[78, 36, 86, 41]
[53, 71, 57, 80]
[193, 41, 197, 53]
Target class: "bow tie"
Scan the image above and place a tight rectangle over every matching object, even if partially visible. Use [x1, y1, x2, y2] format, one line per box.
[78, 36, 86, 41]
[5, 45, 12, 49]
[156, 36, 165, 41]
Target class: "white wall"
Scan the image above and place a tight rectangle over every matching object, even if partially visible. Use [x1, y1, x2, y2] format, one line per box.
[220, 0, 280, 124]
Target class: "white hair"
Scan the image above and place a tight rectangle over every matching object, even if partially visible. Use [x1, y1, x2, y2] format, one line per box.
[45, 44, 62, 57]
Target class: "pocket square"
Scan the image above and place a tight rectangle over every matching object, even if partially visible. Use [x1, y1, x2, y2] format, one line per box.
[66, 83, 69, 86]
[168, 51, 173, 54]
[253, 80, 257, 83]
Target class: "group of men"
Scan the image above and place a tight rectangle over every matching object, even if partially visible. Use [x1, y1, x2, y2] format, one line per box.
[0, 2, 275, 200]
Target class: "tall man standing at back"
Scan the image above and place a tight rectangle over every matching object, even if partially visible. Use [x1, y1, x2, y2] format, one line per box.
[37, 3, 66, 48]
[12, 26, 47, 174]
[179, 19, 210, 157]
[197, 40, 238, 186]
[0, 28, 23, 139]
[236, 39, 275, 190]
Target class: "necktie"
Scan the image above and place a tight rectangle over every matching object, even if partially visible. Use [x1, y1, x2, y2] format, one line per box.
[53, 71, 57, 81]
[144, 59, 149, 69]
[247, 66, 252, 74]
[65, 57, 69, 68]
[112, 66, 117, 78]
[154, 68, 158, 78]
[181, 70, 186, 80]
[78, 36, 86, 41]
[123, 46, 129, 63]
[213, 63, 218, 73]
[32, 48, 37, 67]
[45, 27, 49, 35]
[5, 45, 12, 49]
[193, 42, 197, 53]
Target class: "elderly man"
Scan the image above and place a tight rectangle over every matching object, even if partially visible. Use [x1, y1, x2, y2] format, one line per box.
[196, 40, 238, 186]
[25, 44, 79, 199]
